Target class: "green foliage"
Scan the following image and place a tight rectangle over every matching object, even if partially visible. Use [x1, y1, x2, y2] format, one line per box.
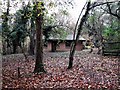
[102, 15, 120, 42]
[0, 2, 36, 54]
[2, 12, 10, 35]
[103, 26, 120, 41]
[51, 27, 67, 39]
[44, 15, 55, 25]
[48, 2, 55, 8]
[36, 1, 46, 17]
[1, 0, 72, 53]
[61, 10, 69, 15]
[88, 15, 95, 23]
[43, 1, 70, 42]
[4, 3, 33, 47]
[1, 12, 11, 50]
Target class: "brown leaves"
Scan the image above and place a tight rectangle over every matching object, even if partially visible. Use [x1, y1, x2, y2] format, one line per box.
[2, 53, 119, 89]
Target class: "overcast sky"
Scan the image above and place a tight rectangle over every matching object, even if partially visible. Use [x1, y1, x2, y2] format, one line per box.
[69, 0, 87, 22]
[0, 0, 87, 19]
[0, 0, 100, 23]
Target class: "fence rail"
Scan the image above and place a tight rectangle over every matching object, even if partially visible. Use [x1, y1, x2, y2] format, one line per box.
[102, 41, 120, 56]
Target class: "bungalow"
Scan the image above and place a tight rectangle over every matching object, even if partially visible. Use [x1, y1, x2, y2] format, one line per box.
[43, 34, 86, 52]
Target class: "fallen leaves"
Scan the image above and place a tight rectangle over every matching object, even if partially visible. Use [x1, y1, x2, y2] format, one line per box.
[2, 52, 119, 89]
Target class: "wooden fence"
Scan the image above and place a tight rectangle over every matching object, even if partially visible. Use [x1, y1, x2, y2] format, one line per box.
[102, 41, 120, 56]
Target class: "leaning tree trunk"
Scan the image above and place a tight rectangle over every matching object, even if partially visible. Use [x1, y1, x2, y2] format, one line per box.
[68, 1, 91, 69]
[34, 1, 46, 73]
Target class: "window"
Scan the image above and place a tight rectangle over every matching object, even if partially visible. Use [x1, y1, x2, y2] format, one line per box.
[65, 41, 72, 47]
[44, 42, 48, 48]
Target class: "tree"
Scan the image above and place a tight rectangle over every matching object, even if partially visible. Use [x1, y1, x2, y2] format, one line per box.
[68, 1, 118, 69]
[11, 6, 29, 53]
[28, 0, 73, 54]
[102, 1, 120, 41]
[106, 1, 120, 20]
[28, 2, 36, 55]
[68, 1, 91, 69]
[42, 0, 74, 52]
[34, 1, 46, 73]
[1, 0, 32, 55]
[84, 7, 105, 54]
[33, 0, 74, 72]
[1, 0, 10, 54]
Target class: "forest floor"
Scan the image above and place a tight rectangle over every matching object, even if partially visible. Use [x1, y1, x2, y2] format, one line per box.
[2, 49, 120, 89]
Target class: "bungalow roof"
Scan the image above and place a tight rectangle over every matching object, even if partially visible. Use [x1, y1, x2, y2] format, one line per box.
[48, 34, 86, 41]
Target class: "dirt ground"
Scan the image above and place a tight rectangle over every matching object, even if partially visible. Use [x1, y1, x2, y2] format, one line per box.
[2, 49, 120, 89]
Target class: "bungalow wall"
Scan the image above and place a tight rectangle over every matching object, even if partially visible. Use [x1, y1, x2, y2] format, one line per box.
[43, 40, 84, 52]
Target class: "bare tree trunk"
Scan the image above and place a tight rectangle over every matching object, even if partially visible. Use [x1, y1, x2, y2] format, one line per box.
[12, 40, 17, 54]
[2, 0, 10, 55]
[34, 1, 46, 73]
[29, 15, 35, 55]
[19, 45, 28, 61]
[68, 1, 91, 69]
[29, 34, 35, 55]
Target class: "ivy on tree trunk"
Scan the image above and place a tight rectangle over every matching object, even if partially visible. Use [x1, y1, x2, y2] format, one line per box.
[34, 1, 46, 73]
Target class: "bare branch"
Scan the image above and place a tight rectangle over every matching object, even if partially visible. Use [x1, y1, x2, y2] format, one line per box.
[106, 2, 120, 19]
[90, 1, 120, 19]
[90, 1, 118, 9]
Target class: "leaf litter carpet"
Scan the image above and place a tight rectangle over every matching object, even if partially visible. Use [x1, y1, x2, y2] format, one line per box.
[2, 50, 120, 89]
